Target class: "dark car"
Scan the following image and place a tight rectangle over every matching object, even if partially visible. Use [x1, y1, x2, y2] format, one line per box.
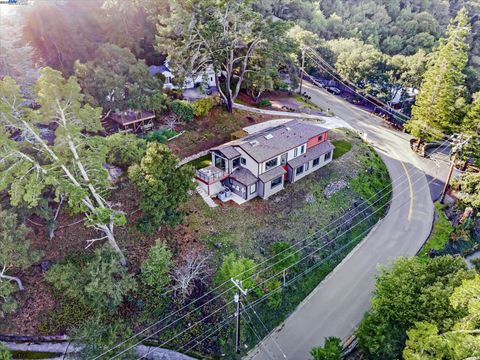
[325, 86, 341, 95]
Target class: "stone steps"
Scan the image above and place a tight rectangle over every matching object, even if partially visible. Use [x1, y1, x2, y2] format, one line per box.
[196, 185, 218, 208]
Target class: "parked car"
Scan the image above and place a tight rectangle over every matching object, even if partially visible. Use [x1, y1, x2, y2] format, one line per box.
[325, 86, 341, 95]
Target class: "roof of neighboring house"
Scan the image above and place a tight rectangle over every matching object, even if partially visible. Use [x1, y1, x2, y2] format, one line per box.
[258, 166, 286, 183]
[212, 145, 241, 160]
[230, 120, 328, 163]
[230, 167, 258, 186]
[149, 64, 170, 77]
[288, 140, 334, 168]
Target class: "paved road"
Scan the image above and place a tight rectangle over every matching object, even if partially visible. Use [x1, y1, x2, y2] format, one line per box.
[245, 83, 439, 360]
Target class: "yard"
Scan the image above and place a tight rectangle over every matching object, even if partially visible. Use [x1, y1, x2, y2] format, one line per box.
[1, 123, 391, 359]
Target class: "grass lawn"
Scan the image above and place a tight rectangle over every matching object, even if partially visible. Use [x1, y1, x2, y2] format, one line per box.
[293, 94, 322, 110]
[418, 202, 453, 260]
[332, 139, 353, 159]
[188, 154, 211, 169]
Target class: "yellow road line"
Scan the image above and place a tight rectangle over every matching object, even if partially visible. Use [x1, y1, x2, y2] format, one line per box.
[399, 159, 414, 221]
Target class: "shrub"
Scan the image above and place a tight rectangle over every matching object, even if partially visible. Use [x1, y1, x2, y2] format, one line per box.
[310, 337, 342, 360]
[145, 129, 178, 144]
[170, 100, 194, 122]
[257, 99, 272, 107]
[141, 240, 172, 294]
[192, 97, 215, 117]
[105, 133, 147, 167]
[45, 247, 136, 315]
[0, 342, 11, 360]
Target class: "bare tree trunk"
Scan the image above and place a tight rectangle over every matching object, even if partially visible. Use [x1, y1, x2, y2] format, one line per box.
[0, 272, 24, 291]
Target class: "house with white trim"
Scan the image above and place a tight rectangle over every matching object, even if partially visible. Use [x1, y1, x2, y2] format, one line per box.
[149, 61, 217, 90]
[195, 120, 334, 202]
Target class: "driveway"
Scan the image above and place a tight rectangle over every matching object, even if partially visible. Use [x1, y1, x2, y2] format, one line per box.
[245, 83, 438, 359]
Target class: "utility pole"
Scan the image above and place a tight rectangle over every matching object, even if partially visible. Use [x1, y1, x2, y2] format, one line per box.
[440, 134, 468, 204]
[231, 278, 248, 354]
[299, 48, 305, 94]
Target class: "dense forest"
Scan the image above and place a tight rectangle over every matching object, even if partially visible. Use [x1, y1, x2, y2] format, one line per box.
[0, 0, 479, 359]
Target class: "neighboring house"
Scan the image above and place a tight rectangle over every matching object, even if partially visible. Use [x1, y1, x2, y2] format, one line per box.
[149, 61, 217, 90]
[195, 120, 334, 202]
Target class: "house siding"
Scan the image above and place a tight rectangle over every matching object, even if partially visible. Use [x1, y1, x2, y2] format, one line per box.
[236, 147, 259, 176]
[225, 178, 248, 199]
[261, 176, 285, 199]
[290, 152, 333, 183]
[307, 132, 327, 149]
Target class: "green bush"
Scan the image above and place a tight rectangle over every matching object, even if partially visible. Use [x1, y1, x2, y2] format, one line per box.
[0, 342, 11, 360]
[192, 97, 215, 117]
[145, 129, 178, 144]
[45, 247, 136, 315]
[417, 203, 453, 260]
[170, 100, 195, 122]
[105, 133, 147, 167]
[311, 337, 342, 360]
[141, 240, 172, 294]
[257, 99, 272, 107]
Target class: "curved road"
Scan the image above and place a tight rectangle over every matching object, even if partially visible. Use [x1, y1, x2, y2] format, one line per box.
[245, 83, 437, 360]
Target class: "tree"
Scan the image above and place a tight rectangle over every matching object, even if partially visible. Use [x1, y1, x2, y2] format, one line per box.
[75, 43, 163, 111]
[456, 172, 480, 208]
[192, 97, 215, 117]
[0, 70, 128, 264]
[403, 275, 480, 359]
[407, 8, 471, 141]
[270, 241, 300, 286]
[128, 143, 195, 232]
[141, 240, 172, 295]
[172, 247, 211, 300]
[0, 15, 39, 102]
[157, 0, 293, 112]
[356, 256, 476, 360]
[215, 253, 257, 299]
[310, 337, 342, 360]
[74, 317, 135, 360]
[45, 247, 135, 315]
[105, 133, 147, 168]
[0, 207, 40, 317]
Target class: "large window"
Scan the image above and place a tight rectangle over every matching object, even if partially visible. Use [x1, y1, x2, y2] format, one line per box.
[232, 157, 240, 169]
[313, 157, 320, 167]
[240, 157, 246, 165]
[324, 151, 332, 161]
[280, 153, 287, 166]
[296, 165, 304, 175]
[271, 176, 282, 188]
[250, 183, 257, 194]
[300, 145, 306, 154]
[265, 157, 278, 171]
[214, 155, 226, 171]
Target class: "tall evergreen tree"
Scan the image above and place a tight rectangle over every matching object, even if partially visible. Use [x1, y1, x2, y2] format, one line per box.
[407, 8, 471, 141]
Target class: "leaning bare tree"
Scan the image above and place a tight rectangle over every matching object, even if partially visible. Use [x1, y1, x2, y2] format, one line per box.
[171, 248, 211, 300]
[0, 68, 127, 265]
[157, 0, 290, 112]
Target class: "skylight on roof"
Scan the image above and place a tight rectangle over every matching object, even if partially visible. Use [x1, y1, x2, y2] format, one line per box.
[285, 127, 291, 131]
[264, 133, 273, 140]
[249, 140, 259, 146]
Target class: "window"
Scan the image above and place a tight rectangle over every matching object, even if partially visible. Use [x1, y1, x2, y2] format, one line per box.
[240, 157, 246, 165]
[265, 157, 278, 171]
[294, 148, 298, 157]
[300, 145, 306, 154]
[250, 183, 256, 194]
[215, 155, 226, 171]
[280, 153, 287, 166]
[232, 157, 240, 169]
[313, 157, 320, 167]
[271, 176, 282, 188]
[305, 162, 309, 171]
[296, 165, 304, 175]
[324, 151, 332, 161]
[318, 135, 322, 142]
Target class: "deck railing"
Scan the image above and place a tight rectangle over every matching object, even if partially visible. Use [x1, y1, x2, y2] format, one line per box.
[195, 167, 227, 184]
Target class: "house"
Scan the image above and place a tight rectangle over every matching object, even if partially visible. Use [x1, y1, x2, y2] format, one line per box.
[149, 61, 217, 90]
[195, 120, 334, 202]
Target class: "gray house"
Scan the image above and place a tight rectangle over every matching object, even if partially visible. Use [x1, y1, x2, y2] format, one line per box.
[195, 120, 334, 202]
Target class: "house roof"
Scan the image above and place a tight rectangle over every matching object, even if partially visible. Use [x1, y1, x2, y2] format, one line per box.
[236, 120, 328, 163]
[288, 140, 334, 168]
[230, 167, 258, 186]
[149, 64, 170, 77]
[212, 145, 240, 160]
[258, 166, 286, 183]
